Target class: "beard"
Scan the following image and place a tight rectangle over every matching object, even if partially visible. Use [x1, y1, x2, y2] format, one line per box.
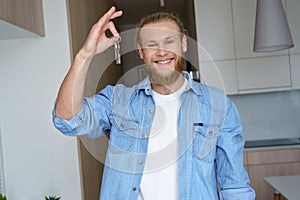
[145, 56, 185, 86]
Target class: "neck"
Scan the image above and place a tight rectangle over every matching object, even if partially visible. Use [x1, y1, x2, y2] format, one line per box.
[151, 74, 185, 95]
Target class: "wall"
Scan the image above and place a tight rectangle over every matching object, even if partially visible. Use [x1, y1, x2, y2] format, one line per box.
[230, 90, 300, 141]
[228, 0, 300, 141]
[0, 0, 82, 199]
[193, 0, 300, 141]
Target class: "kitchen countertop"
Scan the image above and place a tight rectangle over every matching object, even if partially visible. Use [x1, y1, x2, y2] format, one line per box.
[264, 175, 300, 200]
[244, 138, 300, 151]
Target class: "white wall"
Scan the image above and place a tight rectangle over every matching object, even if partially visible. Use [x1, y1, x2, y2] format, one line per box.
[0, 0, 82, 199]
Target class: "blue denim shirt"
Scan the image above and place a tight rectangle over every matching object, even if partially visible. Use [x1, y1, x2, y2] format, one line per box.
[53, 72, 255, 200]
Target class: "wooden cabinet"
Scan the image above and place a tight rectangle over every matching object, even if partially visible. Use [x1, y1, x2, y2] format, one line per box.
[194, 0, 299, 95]
[0, 0, 45, 39]
[244, 147, 300, 200]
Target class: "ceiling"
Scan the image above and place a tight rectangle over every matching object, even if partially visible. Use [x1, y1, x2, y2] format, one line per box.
[112, 0, 187, 26]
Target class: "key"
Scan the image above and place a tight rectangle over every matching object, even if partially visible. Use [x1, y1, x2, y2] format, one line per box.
[114, 37, 121, 64]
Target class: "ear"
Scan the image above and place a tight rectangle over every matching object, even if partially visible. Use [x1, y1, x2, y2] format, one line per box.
[137, 44, 144, 59]
[181, 35, 187, 52]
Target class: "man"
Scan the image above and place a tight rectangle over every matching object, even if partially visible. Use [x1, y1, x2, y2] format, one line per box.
[53, 6, 255, 200]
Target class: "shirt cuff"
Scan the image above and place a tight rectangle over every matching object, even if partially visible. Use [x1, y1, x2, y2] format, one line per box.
[52, 102, 86, 135]
[219, 187, 256, 200]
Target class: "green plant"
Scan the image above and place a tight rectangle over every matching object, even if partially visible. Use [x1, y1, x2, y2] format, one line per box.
[0, 193, 7, 200]
[45, 196, 61, 200]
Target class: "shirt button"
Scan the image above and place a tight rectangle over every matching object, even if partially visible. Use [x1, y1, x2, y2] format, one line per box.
[148, 109, 153, 113]
[142, 133, 147, 138]
[138, 161, 143, 165]
[120, 124, 124, 129]
[75, 117, 83, 124]
[132, 187, 137, 191]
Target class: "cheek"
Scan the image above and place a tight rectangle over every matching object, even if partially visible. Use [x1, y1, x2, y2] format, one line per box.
[142, 50, 155, 62]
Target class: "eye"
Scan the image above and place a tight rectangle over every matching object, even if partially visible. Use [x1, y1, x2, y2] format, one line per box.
[146, 42, 158, 48]
[164, 39, 175, 45]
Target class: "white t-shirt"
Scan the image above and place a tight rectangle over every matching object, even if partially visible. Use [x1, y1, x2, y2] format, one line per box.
[138, 79, 187, 200]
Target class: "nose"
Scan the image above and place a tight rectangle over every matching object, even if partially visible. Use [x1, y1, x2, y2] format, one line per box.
[156, 45, 168, 56]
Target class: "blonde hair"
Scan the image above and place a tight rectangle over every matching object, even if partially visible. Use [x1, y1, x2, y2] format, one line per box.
[137, 12, 186, 45]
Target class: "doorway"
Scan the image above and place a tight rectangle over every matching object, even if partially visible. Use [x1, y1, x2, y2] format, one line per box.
[66, 0, 198, 199]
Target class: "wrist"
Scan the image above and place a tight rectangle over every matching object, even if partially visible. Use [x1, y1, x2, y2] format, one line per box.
[76, 49, 93, 62]
[72, 50, 93, 72]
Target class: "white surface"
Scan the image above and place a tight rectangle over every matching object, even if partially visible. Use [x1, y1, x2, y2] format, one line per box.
[290, 54, 300, 90]
[264, 175, 300, 200]
[194, 0, 235, 62]
[200, 60, 238, 95]
[0, 125, 5, 194]
[0, 0, 82, 199]
[236, 55, 291, 91]
[0, 19, 39, 40]
[287, 0, 300, 54]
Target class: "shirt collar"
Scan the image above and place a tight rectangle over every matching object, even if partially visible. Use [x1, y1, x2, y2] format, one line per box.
[136, 71, 203, 96]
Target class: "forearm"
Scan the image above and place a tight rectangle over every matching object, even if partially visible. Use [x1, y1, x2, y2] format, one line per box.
[54, 6, 122, 120]
[55, 51, 92, 120]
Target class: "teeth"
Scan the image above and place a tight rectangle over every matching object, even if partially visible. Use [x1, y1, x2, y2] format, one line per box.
[157, 59, 171, 64]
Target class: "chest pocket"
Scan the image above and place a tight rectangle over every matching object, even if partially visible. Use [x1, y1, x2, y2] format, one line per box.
[193, 124, 221, 164]
[110, 114, 139, 152]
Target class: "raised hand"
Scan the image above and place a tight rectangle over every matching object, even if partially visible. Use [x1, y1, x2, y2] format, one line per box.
[79, 6, 123, 59]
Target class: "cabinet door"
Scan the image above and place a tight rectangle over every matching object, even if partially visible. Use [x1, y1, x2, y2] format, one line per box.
[287, 0, 300, 55]
[287, 0, 300, 90]
[236, 56, 291, 93]
[194, 0, 235, 62]
[248, 162, 300, 200]
[246, 148, 300, 200]
[200, 60, 238, 95]
[291, 54, 300, 90]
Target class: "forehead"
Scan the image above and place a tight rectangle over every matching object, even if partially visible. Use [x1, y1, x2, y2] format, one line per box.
[139, 21, 181, 42]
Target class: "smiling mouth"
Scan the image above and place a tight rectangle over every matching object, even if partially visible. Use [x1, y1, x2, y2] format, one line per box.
[154, 58, 174, 65]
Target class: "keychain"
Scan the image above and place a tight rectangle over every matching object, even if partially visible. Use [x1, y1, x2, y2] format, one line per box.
[114, 37, 121, 64]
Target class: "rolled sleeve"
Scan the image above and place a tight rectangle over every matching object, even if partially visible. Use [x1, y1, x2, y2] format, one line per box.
[216, 99, 255, 199]
[219, 187, 256, 200]
[52, 85, 113, 138]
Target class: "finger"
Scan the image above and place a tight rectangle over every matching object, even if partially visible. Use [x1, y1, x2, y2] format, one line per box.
[99, 6, 122, 24]
[109, 10, 123, 20]
[106, 21, 120, 41]
[106, 21, 120, 38]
